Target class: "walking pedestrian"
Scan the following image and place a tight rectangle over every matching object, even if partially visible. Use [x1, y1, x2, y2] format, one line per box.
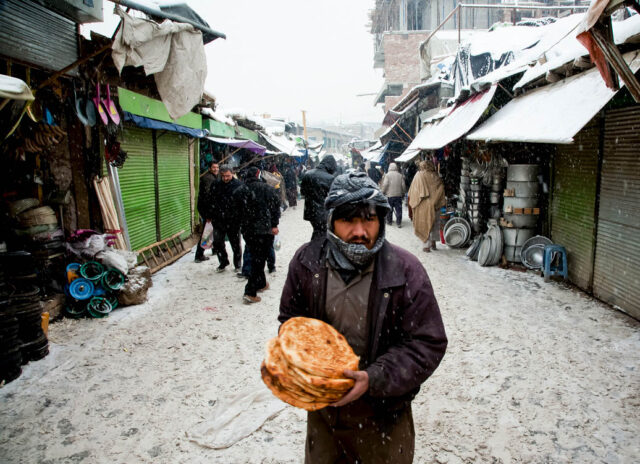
[210, 165, 243, 272]
[195, 161, 219, 263]
[282, 160, 298, 209]
[407, 160, 446, 252]
[278, 171, 447, 463]
[381, 162, 406, 227]
[234, 167, 281, 304]
[300, 154, 337, 241]
[366, 161, 382, 185]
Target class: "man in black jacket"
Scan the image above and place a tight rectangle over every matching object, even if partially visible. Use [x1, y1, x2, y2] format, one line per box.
[234, 167, 281, 304]
[278, 172, 447, 463]
[210, 165, 243, 272]
[300, 154, 337, 240]
[195, 161, 219, 263]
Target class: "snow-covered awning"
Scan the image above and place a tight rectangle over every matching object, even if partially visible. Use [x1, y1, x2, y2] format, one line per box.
[467, 50, 640, 144]
[394, 148, 421, 163]
[399, 84, 497, 153]
[0, 75, 34, 101]
[260, 132, 305, 157]
[206, 136, 266, 155]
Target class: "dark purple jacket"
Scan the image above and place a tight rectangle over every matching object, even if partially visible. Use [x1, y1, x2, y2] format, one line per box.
[278, 239, 447, 412]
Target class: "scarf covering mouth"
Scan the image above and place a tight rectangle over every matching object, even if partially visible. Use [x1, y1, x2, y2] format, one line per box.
[326, 231, 385, 282]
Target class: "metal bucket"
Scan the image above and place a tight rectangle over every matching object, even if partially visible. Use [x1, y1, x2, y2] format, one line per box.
[506, 181, 539, 197]
[502, 228, 535, 247]
[507, 164, 539, 182]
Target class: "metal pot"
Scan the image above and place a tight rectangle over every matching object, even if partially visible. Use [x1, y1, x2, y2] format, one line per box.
[489, 205, 501, 218]
[468, 209, 483, 219]
[507, 164, 539, 182]
[502, 228, 535, 246]
[503, 196, 538, 210]
[503, 213, 538, 228]
[470, 184, 483, 192]
[468, 203, 482, 211]
[504, 245, 522, 263]
[490, 183, 502, 192]
[506, 181, 539, 197]
[469, 191, 482, 200]
[489, 192, 501, 204]
[460, 176, 470, 185]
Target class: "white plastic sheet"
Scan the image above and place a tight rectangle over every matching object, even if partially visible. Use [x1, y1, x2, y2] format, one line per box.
[187, 387, 286, 449]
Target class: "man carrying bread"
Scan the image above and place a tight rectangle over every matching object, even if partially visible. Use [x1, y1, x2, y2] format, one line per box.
[279, 171, 447, 463]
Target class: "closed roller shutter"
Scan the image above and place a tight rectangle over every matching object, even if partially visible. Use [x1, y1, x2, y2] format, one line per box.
[156, 132, 191, 240]
[593, 106, 640, 319]
[118, 127, 158, 251]
[0, 0, 78, 73]
[550, 120, 599, 291]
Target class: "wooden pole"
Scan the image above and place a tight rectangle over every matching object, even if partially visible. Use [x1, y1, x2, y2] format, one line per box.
[301, 110, 308, 145]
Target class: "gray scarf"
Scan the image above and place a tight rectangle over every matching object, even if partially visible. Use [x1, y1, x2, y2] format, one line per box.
[326, 231, 385, 283]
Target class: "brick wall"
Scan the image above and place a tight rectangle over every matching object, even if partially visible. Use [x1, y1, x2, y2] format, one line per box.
[383, 31, 430, 84]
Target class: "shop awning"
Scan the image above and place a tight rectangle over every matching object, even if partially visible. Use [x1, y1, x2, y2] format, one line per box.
[260, 132, 305, 157]
[394, 148, 421, 163]
[123, 112, 207, 138]
[467, 51, 640, 144]
[0, 75, 34, 101]
[206, 136, 266, 155]
[399, 84, 497, 154]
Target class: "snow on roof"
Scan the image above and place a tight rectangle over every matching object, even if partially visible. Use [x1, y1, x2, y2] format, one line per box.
[200, 107, 235, 126]
[467, 50, 640, 144]
[514, 12, 640, 90]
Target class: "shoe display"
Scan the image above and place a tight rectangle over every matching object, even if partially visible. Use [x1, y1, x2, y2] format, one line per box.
[243, 294, 261, 304]
[258, 282, 270, 292]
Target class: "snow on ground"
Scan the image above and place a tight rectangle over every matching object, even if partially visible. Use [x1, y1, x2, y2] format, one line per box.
[1, 203, 638, 463]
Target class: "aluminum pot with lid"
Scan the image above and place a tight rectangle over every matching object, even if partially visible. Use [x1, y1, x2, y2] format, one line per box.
[507, 164, 539, 182]
[489, 192, 501, 204]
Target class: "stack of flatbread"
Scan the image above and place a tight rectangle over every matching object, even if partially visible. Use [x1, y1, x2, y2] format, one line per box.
[261, 317, 360, 411]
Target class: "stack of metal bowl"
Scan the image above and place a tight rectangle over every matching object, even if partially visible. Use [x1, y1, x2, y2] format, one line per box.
[502, 165, 539, 263]
[489, 172, 504, 219]
[467, 177, 484, 233]
[458, 158, 470, 215]
[443, 217, 472, 248]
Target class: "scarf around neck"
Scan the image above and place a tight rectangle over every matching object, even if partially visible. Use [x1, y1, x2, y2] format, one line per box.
[326, 231, 385, 284]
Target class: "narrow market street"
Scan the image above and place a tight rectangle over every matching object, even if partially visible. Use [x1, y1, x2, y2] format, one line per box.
[1, 204, 638, 464]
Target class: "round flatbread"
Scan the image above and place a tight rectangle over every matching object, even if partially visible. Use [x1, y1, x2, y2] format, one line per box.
[261, 362, 330, 412]
[264, 338, 345, 402]
[279, 317, 359, 379]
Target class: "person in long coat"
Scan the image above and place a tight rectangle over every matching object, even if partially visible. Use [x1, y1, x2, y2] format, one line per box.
[407, 160, 446, 252]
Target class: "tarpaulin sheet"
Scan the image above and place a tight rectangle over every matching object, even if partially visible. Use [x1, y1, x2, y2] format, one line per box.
[124, 111, 207, 138]
[112, 7, 207, 121]
[401, 84, 497, 152]
[467, 51, 640, 144]
[0, 75, 34, 101]
[207, 136, 266, 155]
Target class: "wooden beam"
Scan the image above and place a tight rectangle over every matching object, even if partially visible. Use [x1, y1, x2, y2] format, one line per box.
[591, 27, 640, 103]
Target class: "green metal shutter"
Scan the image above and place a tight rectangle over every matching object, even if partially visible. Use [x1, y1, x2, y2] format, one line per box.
[118, 127, 158, 251]
[593, 107, 640, 320]
[550, 120, 600, 291]
[156, 132, 192, 240]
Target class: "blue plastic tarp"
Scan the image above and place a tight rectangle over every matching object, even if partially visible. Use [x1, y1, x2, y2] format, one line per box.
[123, 112, 208, 138]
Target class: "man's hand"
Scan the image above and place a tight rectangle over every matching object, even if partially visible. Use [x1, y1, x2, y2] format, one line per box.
[271, 227, 279, 235]
[331, 369, 369, 407]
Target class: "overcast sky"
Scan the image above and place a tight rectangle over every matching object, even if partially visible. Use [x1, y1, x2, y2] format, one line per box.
[86, 0, 384, 126]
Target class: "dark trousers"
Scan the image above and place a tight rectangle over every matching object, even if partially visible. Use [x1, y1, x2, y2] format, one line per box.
[241, 242, 275, 276]
[195, 218, 215, 259]
[386, 196, 403, 225]
[213, 224, 241, 269]
[305, 400, 414, 464]
[286, 188, 298, 206]
[244, 234, 273, 297]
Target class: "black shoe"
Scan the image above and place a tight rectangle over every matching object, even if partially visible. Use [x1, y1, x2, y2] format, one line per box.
[397, 223, 402, 228]
[216, 264, 228, 273]
[236, 272, 248, 279]
[268, 268, 276, 274]
[195, 256, 210, 263]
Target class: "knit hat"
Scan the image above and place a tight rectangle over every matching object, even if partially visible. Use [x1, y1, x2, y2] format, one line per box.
[324, 172, 390, 218]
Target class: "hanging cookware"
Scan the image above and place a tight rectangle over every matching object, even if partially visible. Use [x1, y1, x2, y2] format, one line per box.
[93, 82, 109, 125]
[102, 85, 120, 125]
[73, 83, 89, 126]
